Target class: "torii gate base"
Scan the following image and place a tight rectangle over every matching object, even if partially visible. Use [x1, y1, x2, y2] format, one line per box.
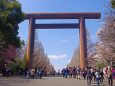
[25, 12, 101, 69]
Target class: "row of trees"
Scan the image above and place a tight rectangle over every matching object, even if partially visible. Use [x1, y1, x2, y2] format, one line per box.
[69, 2, 115, 69]
[69, 46, 80, 67]
[68, 28, 97, 68]
[94, 3, 115, 67]
[32, 31, 55, 73]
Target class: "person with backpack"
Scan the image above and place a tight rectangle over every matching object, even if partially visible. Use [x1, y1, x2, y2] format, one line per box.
[82, 68, 86, 79]
[30, 68, 35, 79]
[107, 67, 113, 86]
[100, 69, 104, 83]
[69, 67, 72, 78]
[64, 68, 69, 78]
[112, 68, 115, 80]
[72, 67, 76, 78]
[61, 68, 65, 78]
[95, 69, 100, 86]
[6, 68, 9, 78]
[86, 67, 92, 85]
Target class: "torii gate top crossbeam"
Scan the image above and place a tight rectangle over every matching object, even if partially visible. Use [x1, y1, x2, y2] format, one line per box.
[25, 12, 101, 19]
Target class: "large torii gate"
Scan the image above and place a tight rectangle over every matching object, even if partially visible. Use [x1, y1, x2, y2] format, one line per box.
[25, 12, 101, 69]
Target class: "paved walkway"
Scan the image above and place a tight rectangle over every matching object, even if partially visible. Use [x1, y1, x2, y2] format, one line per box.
[0, 77, 115, 86]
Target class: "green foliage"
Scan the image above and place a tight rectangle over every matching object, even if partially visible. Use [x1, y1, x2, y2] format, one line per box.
[0, 0, 25, 48]
[97, 61, 106, 69]
[7, 55, 27, 71]
[20, 55, 27, 70]
[20, 40, 25, 46]
[7, 61, 20, 71]
[113, 63, 115, 66]
[111, 0, 115, 8]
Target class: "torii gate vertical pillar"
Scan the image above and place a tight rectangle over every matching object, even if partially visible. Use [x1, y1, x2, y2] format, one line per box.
[27, 17, 35, 68]
[79, 17, 87, 69]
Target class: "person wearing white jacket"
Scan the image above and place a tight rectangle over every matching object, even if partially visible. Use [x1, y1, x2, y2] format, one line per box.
[95, 70, 100, 86]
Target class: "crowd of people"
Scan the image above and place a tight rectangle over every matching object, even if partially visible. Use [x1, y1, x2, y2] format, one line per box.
[0, 66, 55, 79]
[25, 68, 44, 79]
[61, 66, 115, 86]
[0, 65, 115, 86]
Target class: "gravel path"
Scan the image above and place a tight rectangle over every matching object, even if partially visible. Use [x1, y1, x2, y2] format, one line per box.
[0, 77, 114, 86]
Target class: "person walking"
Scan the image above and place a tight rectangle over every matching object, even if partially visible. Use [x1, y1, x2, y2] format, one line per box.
[72, 67, 76, 78]
[100, 69, 104, 83]
[64, 68, 69, 78]
[34, 69, 38, 79]
[95, 69, 100, 86]
[92, 68, 96, 81]
[107, 67, 113, 86]
[61, 68, 65, 78]
[24, 68, 28, 77]
[39, 67, 44, 79]
[82, 68, 86, 79]
[112, 68, 115, 80]
[6, 68, 9, 78]
[30, 68, 35, 79]
[79, 68, 82, 80]
[69, 67, 72, 78]
[86, 67, 92, 85]
[26, 69, 30, 79]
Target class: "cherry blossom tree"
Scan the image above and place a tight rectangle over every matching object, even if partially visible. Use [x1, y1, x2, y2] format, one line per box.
[0, 45, 16, 64]
[96, 4, 115, 66]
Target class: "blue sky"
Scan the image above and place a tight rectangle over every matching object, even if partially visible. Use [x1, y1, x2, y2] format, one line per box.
[18, 0, 110, 71]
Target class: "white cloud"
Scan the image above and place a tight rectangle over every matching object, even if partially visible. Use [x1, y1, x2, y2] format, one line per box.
[48, 54, 67, 59]
[62, 40, 68, 42]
